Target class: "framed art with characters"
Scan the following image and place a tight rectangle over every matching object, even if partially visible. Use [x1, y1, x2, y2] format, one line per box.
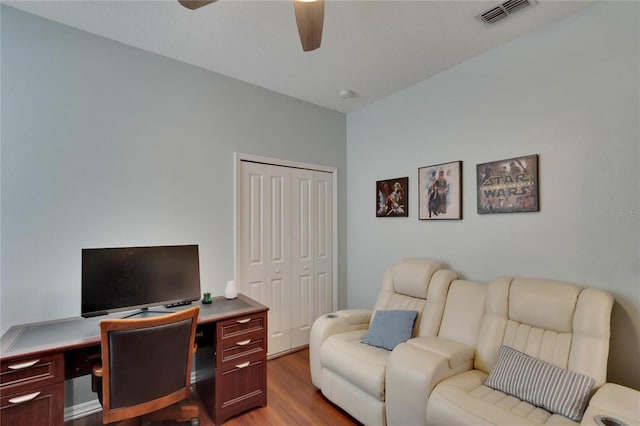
[376, 177, 408, 217]
[476, 154, 539, 214]
[418, 161, 462, 220]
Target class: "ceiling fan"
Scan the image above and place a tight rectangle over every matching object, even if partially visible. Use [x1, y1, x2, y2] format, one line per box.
[177, 0, 325, 52]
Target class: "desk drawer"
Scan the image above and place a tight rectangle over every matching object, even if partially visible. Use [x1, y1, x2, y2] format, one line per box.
[217, 313, 266, 342]
[0, 381, 64, 425]
[215, 357, 267, 424]
[0, 354, 63, 392]
[218, 333, 266, 367]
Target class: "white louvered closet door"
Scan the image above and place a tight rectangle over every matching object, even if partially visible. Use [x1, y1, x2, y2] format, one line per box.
[239, 160, 334, 356]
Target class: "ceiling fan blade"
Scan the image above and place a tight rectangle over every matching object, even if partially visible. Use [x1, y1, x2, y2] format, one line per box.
[293, 0, 324, 52]
[178, 0, 218, 10]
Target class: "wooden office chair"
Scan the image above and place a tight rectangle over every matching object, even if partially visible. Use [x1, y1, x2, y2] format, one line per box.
[92, 307, 200, 425]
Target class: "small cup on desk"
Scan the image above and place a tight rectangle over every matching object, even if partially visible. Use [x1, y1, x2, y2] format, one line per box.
[224, 281, 237, 299]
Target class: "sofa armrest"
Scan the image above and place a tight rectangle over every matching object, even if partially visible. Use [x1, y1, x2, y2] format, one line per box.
[386, 337, 475, 426]
[581, 383, 640, 426]
[335, 309, 372, 326]
[407, 336, 475, 370]
[309, 309, 372, 389]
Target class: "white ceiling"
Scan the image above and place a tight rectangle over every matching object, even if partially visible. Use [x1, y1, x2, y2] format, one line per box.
[5, 0, 593, 113]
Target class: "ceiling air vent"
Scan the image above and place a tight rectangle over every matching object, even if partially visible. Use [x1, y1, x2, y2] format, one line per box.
[476, 0, 536, 26]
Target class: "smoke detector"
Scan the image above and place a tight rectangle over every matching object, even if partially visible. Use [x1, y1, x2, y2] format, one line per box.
[338, 90, 355, 99]
[476, 0, 537, 26]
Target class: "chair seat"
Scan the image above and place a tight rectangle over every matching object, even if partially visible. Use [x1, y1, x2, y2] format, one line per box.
[428, 370, 578, 426]
[321, 330, 391, 400]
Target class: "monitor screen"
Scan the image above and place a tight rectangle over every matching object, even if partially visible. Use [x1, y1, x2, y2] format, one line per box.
[81, 244, 201, 317]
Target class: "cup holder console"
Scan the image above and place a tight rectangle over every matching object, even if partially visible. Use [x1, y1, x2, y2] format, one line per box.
[594, 415, 628, 426]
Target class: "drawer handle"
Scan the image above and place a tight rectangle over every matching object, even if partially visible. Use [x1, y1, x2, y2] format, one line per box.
[9, 392, 41, 404]
[236, 318, 251, 324]
[236, 339, 251, 346]
[8, 359, 40, 370]
[235, 361, 251, 369]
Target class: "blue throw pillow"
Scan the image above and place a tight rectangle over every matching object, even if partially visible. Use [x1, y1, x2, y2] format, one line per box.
[361, 310, 418, 351]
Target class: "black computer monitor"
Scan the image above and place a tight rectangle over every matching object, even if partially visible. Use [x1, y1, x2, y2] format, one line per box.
[81, 244, 201, 318]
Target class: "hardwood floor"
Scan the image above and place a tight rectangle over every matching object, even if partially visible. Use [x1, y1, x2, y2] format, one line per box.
[67, 348, 360, 426]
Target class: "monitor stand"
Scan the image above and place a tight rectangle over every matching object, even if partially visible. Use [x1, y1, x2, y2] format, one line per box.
[120, 307, 174, 319]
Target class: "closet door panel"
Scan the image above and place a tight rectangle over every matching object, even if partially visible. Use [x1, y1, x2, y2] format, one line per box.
[266, 170, 291, 355]
[241, 162, 267, 303]
[314, 171, 334, 321]
[239, 161, 291, 356]
[291, 169, 315, 348]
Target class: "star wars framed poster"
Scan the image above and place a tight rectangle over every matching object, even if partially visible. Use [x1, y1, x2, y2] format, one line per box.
[418, 161, 462, 220]
[476, 154, 539, 214]
[376, 177, 408, 217]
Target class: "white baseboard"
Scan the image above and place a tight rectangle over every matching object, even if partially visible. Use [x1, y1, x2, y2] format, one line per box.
[64, 371, 199, 421]
[64, 400, 102, 422]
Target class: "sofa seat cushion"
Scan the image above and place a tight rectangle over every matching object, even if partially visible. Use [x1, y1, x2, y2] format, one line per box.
[321, 329, 391, 400]
[485, 346, 594, 421]
[428, 370, 578, 426]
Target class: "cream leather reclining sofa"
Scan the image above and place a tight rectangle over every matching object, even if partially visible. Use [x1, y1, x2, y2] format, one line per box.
[309, 258, 457, 426]
[310, 258, 619, 426]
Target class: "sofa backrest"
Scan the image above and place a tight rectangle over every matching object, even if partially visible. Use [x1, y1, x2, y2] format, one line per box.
[474, 277, 613, 388]
[437, 280, 487, 348]
[372, 258, 457, 337]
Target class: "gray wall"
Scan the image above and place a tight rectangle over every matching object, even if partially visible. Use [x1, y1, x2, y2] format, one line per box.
[347, 2, 639, 389]
[1, 5, 347, 331]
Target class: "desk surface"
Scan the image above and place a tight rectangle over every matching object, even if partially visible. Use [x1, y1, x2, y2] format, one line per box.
[0, 293, 268, 362]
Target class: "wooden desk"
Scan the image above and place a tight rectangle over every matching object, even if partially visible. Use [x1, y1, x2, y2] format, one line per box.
[0, 294, 268, 425]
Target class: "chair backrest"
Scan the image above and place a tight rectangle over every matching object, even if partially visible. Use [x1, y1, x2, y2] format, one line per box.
[98, 306, 200, 424]
[474, 277, 613, 388]
[372, 258, 457, 337]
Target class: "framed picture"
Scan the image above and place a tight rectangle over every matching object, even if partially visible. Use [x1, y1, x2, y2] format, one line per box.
[476, 154, 539, 214]
[418, 161, 462, 220]
[376, 177, 409, 217]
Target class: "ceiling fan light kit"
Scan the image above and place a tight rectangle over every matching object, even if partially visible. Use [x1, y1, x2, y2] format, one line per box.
[177, 0, 325, 52]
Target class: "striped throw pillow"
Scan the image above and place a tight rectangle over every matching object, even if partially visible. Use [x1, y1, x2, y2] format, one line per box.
[485, 345, 595, 421]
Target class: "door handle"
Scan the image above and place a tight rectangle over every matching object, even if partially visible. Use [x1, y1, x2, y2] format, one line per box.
[236, 318, 251, 324]
[236, 339, 251, 346]
[235, 361, 251, 369]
